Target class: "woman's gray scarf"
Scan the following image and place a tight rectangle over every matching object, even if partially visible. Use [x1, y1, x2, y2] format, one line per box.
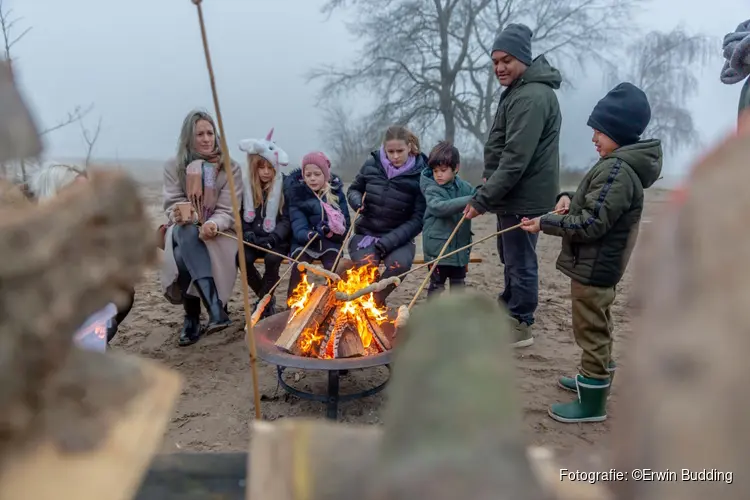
[721, 19, 750, 84]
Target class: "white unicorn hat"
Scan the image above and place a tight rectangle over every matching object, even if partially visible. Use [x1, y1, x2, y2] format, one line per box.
[238, 128, 289, 233]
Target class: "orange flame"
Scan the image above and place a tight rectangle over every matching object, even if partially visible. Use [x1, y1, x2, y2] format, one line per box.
[287, 273, 314, 323]
[291, 264, 391, 357]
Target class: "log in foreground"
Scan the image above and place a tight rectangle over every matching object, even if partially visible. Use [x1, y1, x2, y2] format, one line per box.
[0, 170, 181, 499]
[0, 61, 42, 162]
[248, 292, 610, 500]
[612, 126, 750, 499]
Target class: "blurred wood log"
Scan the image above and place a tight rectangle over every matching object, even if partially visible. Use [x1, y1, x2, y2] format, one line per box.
[0, 358, 180, 500]
[247, 293, 613, 500]
[248, 419, 380, 500]
[0, 61, 41, 163]
[612, 123, 750, 499]
[0, 169, 181, 499]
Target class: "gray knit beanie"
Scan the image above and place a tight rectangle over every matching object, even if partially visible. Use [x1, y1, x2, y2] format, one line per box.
[721, 19, 750, 84]
[491, 23, 533, 66]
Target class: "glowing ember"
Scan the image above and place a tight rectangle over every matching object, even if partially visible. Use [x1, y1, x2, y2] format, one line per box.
[279, 264, 394, 358]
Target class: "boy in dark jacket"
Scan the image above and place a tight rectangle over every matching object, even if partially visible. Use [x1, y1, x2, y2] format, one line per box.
[521, 82, 662, 423]
[420, 141, 475, 296]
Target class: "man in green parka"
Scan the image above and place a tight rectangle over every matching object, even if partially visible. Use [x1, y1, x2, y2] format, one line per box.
[463, 23, 562, 348]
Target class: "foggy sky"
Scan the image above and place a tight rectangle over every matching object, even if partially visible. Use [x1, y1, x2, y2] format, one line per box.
[11, 0, 750, 182]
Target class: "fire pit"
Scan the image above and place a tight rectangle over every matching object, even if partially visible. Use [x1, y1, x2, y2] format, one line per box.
[253, 264, 398, 419]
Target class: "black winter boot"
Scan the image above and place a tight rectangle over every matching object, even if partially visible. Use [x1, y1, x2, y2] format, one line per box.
[179, 296, 202, 346]
[195, 277, 231, 334]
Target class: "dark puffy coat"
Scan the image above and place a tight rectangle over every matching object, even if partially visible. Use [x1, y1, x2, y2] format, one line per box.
[284, 168, 350, 255]
[471, 55, 562, 215]
[240, 189, 291, 252]
[540, 139, 662, 287]
[347, 151, 427, 253]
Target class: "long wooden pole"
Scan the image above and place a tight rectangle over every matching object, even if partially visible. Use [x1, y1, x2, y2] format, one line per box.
[191, 0, 261, 420]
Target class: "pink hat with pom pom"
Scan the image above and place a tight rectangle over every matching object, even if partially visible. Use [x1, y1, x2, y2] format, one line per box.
[301, 151, 331, 183]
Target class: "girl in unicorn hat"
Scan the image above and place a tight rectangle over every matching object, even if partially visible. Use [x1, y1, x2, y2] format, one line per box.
[237, 128, 291, 318]
[284, 151, 350, 299]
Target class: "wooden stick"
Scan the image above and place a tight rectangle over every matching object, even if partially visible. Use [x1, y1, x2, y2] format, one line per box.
[397, 208, 566, 280]
[331, 192, 366, 273]
[406, 214, 466, 310]
[247, 234, 319, 326]
[191, 0, 261, 420]
[218, 230, 300, 265]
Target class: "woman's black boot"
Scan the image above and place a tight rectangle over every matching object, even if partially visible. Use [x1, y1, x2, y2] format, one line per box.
[179, 296, 202, 346]
[195, 277, 231, 334]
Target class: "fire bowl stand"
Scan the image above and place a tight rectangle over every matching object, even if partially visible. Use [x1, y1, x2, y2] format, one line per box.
[276, 365, 390, 420]
[254, 309, 398, 420]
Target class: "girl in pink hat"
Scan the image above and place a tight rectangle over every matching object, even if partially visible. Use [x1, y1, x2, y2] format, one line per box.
[284, 151, 350, 298]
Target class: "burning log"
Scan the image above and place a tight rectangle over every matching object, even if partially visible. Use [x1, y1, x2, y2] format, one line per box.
[317, 309, 339, 359]
[337, 325, 365, 358]
[275, 286, 334, 354]
[334, 277, 400, 302]
[365, 315, 391, 351]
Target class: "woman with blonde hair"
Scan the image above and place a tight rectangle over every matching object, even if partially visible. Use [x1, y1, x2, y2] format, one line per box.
[347, 125, 427, 306]
[29, 162, 135, 343]
[161, 109, 242, 346]
[237, 130, 291, 318]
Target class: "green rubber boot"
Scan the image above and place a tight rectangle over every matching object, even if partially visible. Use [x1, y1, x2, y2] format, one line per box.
[558, 360, 616, 393]
[549, 374, 609, 423]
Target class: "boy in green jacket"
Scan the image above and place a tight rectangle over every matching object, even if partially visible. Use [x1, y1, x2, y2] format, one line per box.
[420, 141, 476, 296]
[520, 82, 663, 423]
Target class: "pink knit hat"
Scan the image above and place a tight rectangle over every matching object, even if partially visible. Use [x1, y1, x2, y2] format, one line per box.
[301, 151, 331, 182]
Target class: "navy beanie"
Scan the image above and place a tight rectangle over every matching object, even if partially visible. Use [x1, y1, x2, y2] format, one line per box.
[491, 24, 533, 66]
[587, 83, 651, 147]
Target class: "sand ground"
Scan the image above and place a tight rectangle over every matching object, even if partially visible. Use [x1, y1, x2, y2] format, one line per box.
[109, 181, 671, 455]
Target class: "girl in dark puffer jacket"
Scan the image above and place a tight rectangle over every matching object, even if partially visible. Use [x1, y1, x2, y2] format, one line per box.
[346, 125, 427, 306]
[285, 151, 350, 298]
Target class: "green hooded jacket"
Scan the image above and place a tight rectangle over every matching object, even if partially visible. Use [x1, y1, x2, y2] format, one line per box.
[470, 54, 562, 215]
[540, 139, 663, 287]
[420, 169, 475, 267]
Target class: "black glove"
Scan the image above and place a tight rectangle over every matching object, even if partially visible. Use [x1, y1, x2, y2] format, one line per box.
[316, 222, 331, 238]
[374, 241, 387, 257]
[307, 231, 317, 241]
[256, 235, 275, 250]
[243, 231, 256, 244]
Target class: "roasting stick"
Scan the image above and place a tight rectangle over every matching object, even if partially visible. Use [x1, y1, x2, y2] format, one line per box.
[406, 214, 467, 311]
[331, 192, 366, 273]
[396, 207, 568, 280]
[191, 0, 261, 420]
[247, 234, 319, 328]
[217, 230, 302, 265]
[393, 208, 567, 328]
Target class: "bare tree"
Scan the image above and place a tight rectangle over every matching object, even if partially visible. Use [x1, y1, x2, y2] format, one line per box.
[0, 1, 93, 182]
[609, 27, 715, 154]
[0, 0, 30, 76]
[310, 0, 642, 148]
[320, 105, 384, 180]
[80, 116, 102, 167]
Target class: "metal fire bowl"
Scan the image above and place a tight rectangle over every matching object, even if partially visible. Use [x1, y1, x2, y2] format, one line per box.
[253, 309, 397, 370]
